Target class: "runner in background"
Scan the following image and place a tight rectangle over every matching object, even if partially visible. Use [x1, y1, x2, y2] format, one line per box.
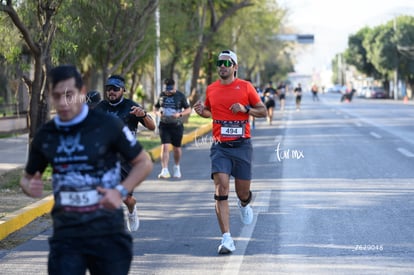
[95, 75, 155, 232]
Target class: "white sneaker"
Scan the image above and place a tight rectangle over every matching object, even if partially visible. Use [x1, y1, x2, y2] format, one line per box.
[158, 168, 171, 179]
[127, 205, 140, 232]
[238, 200, 253, 225]
[173, 165, 181, 178]
[218, 233, 235, 254]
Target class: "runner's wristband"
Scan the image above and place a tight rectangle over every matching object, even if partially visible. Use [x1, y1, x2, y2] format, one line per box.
[244, 105, 251, 113]
[136, 112, 147, 118]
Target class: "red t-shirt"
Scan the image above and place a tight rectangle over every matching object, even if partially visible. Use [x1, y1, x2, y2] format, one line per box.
[205, 78, 262, 142]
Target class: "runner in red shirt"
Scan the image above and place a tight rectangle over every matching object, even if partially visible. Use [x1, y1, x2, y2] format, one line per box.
[194, 50, 266, 254]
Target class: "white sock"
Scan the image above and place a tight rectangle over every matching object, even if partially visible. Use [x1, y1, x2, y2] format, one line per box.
[223, 232, 231, 238]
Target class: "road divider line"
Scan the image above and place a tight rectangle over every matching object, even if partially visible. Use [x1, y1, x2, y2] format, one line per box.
[370, 131, 382, 139]
[221, 190, 271, 275]
[274, 135, 282, 142]
[397, 147, 414, 157]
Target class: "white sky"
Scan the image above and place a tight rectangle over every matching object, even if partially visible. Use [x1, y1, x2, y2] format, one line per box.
[277, 0, 414, 74]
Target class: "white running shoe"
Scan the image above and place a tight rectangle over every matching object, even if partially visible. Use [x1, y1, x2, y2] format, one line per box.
[238, 200, 253, 225]
[158, 168, 171, 179]
[173, 165, 181, 178]
[218, 233, 235, 254]
[127, 205, 140, 232]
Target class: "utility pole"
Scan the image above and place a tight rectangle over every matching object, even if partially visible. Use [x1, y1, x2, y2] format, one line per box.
[393, 17, 399, 100]
[338, 54, 343, 85]
[154, 6, 161, 105]
[154, 6, 161, 134]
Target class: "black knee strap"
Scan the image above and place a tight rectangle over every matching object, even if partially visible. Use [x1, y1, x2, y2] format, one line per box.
[214, 194, 228, 201]
[239, 191, 252, 205]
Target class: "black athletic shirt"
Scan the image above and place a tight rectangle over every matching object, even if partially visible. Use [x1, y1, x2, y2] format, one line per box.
[154, 90, 189, 124]
[95, 97, 147, 180]
[95, 97, 145, 135]
[25, 106, 143, 238]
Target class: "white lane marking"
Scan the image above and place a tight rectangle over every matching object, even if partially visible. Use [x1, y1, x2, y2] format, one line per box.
[274, 135, 282, 142]
[354, 122, 362, 127]
[221, 190, 271, 275]
[397, 147, 414, 157]
[370, 131, 382, 139]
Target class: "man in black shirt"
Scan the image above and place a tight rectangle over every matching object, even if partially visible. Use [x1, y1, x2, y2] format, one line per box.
[95, 75, 155, 231]
[294, 83, 303, 111]
[277, 81, 287, 111]
[263, 81, 276, 125]
[20, 65, 153, 275]
[153, 79, 191, 179]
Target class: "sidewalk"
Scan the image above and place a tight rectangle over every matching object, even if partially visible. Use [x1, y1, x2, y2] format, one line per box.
[0, 123, 212, 241]
[0, 134, 28, 175]
[0, 116, 27, 135]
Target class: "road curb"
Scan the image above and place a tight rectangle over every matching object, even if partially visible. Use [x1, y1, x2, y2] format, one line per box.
[0, 195, 54, 240]
[0, 123, 212, 241]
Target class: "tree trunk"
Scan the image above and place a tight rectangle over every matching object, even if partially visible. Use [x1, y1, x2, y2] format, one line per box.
[28, 54, 49, 143]
[187, 0, 253, 106]
[188, 44, 206, 106]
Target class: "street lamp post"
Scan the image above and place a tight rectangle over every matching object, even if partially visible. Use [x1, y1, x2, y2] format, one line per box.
[154, 6, 161, 105]
[393, 17, 399, 100]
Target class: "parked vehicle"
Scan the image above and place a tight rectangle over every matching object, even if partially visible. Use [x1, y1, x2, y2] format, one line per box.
[327, 84, 343, 93]
[365, 86, 386, 99]
[357, 86, 369, 97]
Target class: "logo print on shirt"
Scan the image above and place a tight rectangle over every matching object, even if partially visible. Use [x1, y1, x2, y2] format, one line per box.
[235, 86, 240, 90]
[122, 126, 137, 146]
[57, 133, 85, 156]
[107, 111, 119, 117]
[162, 96, 178, 116]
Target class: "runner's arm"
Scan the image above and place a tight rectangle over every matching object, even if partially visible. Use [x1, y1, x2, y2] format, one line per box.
[194, 101, 211, 118]
[20, 171, 44, 198]
[248, 102, 267, 118]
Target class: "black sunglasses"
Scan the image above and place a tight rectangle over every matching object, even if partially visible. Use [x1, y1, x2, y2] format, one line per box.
[216, 60, 234, 67]
[105, 86, 122, 92]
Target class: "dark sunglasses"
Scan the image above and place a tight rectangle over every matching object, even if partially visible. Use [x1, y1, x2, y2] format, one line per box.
[105, 86, 122, 92]
[216, 60, 234, 67]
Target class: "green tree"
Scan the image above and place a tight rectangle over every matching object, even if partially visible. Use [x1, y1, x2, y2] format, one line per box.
[0, 0, 63, 141]
[67, 0, 158, 90]
[364, 24, 397, 79]
[344, 27, 380, 79]
[212, 0, 288, 83]
[158, 0, 199, 82]
[393, 16, 414, 92]
[187, 0, 254, 105]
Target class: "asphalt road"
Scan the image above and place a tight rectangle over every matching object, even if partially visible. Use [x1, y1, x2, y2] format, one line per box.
[1, 92, 413, 274]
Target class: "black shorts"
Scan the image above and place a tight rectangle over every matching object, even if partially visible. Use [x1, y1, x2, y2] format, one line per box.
[279, 94, 286, 100]
[265, 99, 275, 109]
[48, 232, 132, 275]
[159, 122, 184, 147]
[210, 138, 252, 180]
